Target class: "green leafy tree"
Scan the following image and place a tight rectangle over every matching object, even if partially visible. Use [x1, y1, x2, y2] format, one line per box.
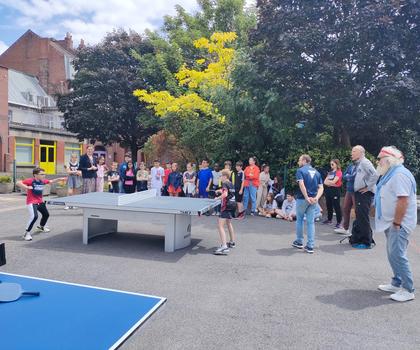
[252, 0, 420, 150]
[57, 29, 161, 160]
[132, 0, 257, 163]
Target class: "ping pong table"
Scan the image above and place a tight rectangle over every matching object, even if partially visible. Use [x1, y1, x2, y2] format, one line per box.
[48, 190, 219, 252]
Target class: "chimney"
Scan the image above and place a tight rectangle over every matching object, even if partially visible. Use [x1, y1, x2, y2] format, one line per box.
[78, 38, 85, 49]
[64, 32, 73, 50]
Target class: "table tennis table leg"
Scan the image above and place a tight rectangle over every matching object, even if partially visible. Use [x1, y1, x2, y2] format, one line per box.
[164, 214, 192, 253]
[82, 210, 118, 244]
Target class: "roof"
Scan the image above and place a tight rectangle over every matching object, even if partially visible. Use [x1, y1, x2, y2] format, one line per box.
[8, 69, 56, 108]
[0, 30, 75, 60]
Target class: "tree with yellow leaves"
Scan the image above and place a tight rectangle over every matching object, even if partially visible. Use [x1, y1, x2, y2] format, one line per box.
[133, 32, 237, 122]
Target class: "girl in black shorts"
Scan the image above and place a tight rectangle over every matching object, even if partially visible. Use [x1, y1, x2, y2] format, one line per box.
[214, 170, 237, 255]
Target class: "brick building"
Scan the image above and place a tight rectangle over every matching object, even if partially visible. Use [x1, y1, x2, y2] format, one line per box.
[0, 30, 75, 96]
[0, 30, 128, 175]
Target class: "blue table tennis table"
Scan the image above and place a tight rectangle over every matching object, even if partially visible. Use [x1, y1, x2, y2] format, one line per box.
[48, 190, 219, 252]
[0, 272, 166, 350]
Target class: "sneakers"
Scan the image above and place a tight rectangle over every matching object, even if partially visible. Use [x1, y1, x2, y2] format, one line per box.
[322, 220, 332, 225]
[36, 226, 51, 233]
[23, 232, 33, 241]
[214, 245, 230, 255]
[334, 227, 350, 235]
[64, 206, 70, 210]
[390, 289, 415, 302]
[378, 284, 401, 293]
[292, 240, 303, 249]
[351, 243, 372, 249]
[304, 246, 314, 254]
[334, 223, 343, 230]
[227, 241, 236, 248]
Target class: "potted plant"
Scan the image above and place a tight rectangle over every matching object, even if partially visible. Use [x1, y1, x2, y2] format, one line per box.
[55, 179, 68, 197]
[0, 175, 13, 194]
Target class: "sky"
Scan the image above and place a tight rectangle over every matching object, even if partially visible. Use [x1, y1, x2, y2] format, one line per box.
[0, 0, 255, 54]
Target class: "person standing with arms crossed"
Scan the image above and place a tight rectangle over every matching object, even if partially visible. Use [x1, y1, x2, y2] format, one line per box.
[243, 157, 260, 215]
[78, 145, 97, 194]
[292, 154, 324, 254]
[350, 145, 378, 249]
[322, 159, 343, 228]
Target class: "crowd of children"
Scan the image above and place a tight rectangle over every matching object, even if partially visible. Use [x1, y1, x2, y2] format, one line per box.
[17, 151, 343, 256]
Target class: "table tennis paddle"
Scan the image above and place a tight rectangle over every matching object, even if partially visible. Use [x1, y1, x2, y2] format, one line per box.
[0, 282, 40, 303]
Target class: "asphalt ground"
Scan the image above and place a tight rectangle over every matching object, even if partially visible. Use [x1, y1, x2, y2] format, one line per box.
[1, 193, 420, 350]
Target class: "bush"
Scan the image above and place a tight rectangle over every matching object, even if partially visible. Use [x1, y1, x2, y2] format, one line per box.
[273, 146, 375, 194]
[0, 176, 12, 184]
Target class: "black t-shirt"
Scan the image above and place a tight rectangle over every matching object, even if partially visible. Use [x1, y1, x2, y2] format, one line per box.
[221, 181, 234, 211]
[235, 171, 244, 191]
[108, 170, 119, 182]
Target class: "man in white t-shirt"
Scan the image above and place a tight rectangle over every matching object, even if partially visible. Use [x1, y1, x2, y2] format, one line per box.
[150, 160, 164, 196]
[375, 146, 417, 302]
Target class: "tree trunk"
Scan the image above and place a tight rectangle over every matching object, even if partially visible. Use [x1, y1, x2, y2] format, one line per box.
[340, 127, 352, 148]
[335, 124, 352, 148]
[130, 144, 138, 164]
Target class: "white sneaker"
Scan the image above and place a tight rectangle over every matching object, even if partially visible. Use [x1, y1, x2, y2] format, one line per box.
[36, 226, 51, 233]
[213, 245, 230, 255]
[334, 228, 350, 235]
[378, 284, 401, 293]
[390, 289, 415, 302]
[23, 232, 32, 241]
[64, 206, 70, 210]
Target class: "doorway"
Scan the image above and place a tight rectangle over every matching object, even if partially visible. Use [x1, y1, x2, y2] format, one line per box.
[39, 140, 56, 174]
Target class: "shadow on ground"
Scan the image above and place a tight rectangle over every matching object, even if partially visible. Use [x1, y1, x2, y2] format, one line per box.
[20, 230, 203, 263]
[316, 289, 396, 310]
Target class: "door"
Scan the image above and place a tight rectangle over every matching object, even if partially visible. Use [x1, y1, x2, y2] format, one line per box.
[39, 141, 56, 174]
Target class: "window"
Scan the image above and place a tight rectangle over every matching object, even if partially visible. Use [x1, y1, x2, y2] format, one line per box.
[64, 142, 83, 165]
[15, 138, 34, 165]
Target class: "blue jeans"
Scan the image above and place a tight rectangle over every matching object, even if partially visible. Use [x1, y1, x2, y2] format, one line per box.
[295, 199, 316, 248]
[385, 226, 414, 293]
[243, 184, 257, 213]
[118, 180, 125, 194]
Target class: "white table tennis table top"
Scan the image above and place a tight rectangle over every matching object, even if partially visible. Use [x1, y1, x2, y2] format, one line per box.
[47, 190, 219, 215]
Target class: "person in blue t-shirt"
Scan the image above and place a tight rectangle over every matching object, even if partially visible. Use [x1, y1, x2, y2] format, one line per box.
[197, 159, 213, 198]
[292, 154, 324, 254]
[118, 153, 131, 193]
